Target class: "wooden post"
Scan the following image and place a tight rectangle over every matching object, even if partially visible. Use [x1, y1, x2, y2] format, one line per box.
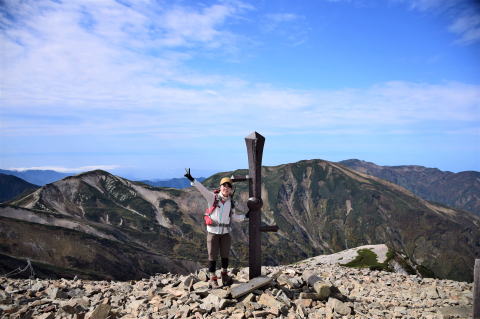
[245, 132, 265, 279]
[474, 259, 480, 319]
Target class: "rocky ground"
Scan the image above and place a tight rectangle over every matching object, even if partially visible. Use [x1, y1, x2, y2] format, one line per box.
[0, 258, 473, 319]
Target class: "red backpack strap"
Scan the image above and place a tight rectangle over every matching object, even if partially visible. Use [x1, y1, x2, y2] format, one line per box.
[213, 193, 219, 209]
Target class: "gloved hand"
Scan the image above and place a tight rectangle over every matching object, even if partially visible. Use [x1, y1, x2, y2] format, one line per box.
[184, 168, 194, 182]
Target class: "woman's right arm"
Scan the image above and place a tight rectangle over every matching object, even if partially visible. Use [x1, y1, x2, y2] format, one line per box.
[185, 169, 215, 206]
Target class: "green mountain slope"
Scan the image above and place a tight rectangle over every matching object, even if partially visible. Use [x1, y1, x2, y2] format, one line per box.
[202, 160, 479, 281]
[4, 161, 479, 281]
[339, 159, 480, 216]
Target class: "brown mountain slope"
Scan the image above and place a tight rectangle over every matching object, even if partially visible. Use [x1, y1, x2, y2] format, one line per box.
[203, 160, 479, 281]
[339, 159, 480, 216]
[3, 161, 479, 281]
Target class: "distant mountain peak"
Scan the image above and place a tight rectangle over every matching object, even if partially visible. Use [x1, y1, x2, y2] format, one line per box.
[0, 174, 39, 203]
[339, 159, 479, 215]
[0, 169, 70, 186]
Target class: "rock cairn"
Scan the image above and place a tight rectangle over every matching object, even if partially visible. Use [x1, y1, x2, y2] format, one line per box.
[0, 259, 473, 319]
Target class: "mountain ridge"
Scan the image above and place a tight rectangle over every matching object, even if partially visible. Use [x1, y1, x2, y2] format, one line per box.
[2, 159, 479, 282]
[338, 159, 480, 216]
[0, 169, 71, 186]
[0, 174, 39, 203]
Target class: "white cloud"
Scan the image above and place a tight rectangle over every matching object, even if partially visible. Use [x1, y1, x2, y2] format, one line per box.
[262, 12, 308, 46]
[406, 0, 451, 11]
[0, 0, 250, 109]
[449, 11, 480, 44]
[1, 1, 478, 142]
[2, 80, 478, 138]
[8, 165, 121, 173]
[397, 0, 480, 45]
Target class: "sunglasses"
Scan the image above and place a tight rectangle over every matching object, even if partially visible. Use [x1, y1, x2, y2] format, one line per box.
[221, 183, 232, 188]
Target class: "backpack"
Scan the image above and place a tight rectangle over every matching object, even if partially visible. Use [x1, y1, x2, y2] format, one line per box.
[204, 189, 235, 226]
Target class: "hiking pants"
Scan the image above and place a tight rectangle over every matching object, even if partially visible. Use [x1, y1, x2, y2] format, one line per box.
[207, 232, 231, 261]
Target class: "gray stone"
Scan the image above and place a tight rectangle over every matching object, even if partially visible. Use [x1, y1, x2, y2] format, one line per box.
[198, 270, 209, 282]
[0, 290, 12, 305]
[299, 292, 327, 301]
[46, 287, 67, 299]
[422, 286, 440, 299]
[252, 310, 271, 317]
[200, 302, 215, 312]
[241, 293, 256, 304]
[277, 274, 294, 288]
[127, 299, 146, 316]
[326, 297, 351, 316]
[86, 303, 111, 319]
[275, 290, 292, 305]
[67, 288, 85, 298]
[312, 282, 330, 299]
[438, 305, 471, 318]
[18, 309, 33, 319]
[231, 276, 272, 299]
[231, 311, 245, 319]
[182, 274, 199, 290]
[219, 298, 235, 310]
[59, 299, 87, 314]
[302, 270, 322, 287]
[193, 281, 210, 291]
[296, 304, 306, 318]
[202, 294, 221, 307]
[30, 281, 45, 292]
[290, 277, 303, 289]
[210, 288, 230, 299]
[258, 293, 285, 311]
[309, 308, 327, 318]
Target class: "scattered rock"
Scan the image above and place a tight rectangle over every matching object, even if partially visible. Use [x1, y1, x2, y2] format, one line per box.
[182, 274, 199, 290]
[326, 297, 351, 316]
[86, 303, 111, 319]
[231, 276, 272, 299]
[258, 293, 286, 313]
[0, 261, 474, 319]
[45, 287, 66, 299]
[197, 269, 209, 282]
[34, 313, 54, 319]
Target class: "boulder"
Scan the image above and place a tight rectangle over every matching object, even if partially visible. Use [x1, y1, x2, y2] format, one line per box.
[326, 297, 351, 316]
[258, 293, 285, 312]
[86, 304, 111, 319]
[45, 287, 67, 299]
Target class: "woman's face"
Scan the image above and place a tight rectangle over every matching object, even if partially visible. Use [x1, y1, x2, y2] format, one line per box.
[220, 183, 232, 197]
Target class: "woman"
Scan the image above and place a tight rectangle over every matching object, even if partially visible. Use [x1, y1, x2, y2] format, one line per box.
[184, 168, 247, 288]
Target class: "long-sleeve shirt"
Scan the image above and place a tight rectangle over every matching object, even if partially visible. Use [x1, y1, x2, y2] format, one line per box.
[192, 179, 245, 234]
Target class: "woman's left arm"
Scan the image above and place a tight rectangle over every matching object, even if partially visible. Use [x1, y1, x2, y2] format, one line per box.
[231, 207, 246, 222]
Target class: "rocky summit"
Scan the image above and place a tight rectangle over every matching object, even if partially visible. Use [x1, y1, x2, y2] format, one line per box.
[0, 255, 473, 319]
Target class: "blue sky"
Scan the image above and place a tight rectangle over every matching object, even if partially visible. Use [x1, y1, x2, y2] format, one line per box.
[1, 0, 479, 179]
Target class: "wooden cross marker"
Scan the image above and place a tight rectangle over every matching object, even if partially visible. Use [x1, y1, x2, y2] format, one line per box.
[232, 132, 278, 280]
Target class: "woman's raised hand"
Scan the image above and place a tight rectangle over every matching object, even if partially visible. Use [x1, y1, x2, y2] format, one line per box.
[184, 168, 194, 182]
